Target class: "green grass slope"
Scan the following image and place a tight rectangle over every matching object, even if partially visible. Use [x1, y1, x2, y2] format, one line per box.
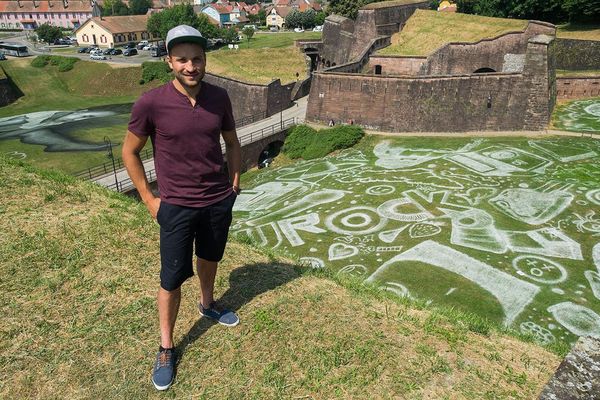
[378, 9, 527, 56]
[0, 157, 560, 398]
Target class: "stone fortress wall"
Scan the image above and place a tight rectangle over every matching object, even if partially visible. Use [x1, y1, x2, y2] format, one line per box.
[305, 1, 560, 132]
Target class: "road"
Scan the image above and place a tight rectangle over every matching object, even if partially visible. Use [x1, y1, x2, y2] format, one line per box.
[92, 95, 308, 190]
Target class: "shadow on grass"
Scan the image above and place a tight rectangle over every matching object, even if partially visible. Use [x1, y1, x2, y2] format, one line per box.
[175, 261, 301, 360]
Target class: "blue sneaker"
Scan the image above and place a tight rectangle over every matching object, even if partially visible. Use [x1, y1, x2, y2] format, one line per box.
[152, 348, 176, 391]
[199, 301, 240, 327]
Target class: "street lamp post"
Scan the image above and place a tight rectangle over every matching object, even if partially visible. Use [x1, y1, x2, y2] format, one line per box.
[104, 136, 119, 191]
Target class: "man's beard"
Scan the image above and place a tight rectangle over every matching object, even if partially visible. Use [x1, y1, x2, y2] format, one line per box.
[175, 70, 205, 89]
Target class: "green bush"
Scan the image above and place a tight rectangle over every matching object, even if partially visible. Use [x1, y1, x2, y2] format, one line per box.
[141, 61, 171, 84]
[30, 55, 78, 71]
[282, 124, 317, 159]
[30, 55, 50, 68]
[282, 124, 364, 160]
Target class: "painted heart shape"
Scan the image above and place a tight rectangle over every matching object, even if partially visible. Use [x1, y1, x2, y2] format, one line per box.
[328, 243, 359, 261]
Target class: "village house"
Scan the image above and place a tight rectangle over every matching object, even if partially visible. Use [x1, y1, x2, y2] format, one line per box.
[0, 0, 96, 30]
[74, 14, 158, 47]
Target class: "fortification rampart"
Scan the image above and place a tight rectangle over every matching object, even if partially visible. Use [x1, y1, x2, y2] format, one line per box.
[203, 73, 293, 120]
[306, 35, 555, 132]
[319, 0, 428, 68]
[419, 21, 555, 75]
[554, 38, 600, 71]
[557, 76, 600, 99]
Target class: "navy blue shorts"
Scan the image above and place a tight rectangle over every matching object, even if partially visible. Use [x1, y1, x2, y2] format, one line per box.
[157, 193, 236, 291]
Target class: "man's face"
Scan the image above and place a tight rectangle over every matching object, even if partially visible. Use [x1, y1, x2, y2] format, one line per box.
[167, 42, 206, 89]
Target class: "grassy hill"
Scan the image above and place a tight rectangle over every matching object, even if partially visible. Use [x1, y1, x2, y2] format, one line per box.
[557, 23, 600, 40]
[0, 156, 561, 398]
[377, 9, 527, 56]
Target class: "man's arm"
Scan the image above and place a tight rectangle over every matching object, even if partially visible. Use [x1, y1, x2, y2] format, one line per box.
[222, 129, 241, 193]
[122, 130, 160, 218]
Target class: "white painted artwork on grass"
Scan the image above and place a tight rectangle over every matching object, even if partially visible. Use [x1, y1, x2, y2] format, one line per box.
[366, 241, 539, 325]
[548, 302, 600, 338]
[232, 138, 600, 341]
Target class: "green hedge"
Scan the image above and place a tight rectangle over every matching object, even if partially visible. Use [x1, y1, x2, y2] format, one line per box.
[283, 124, 364, 160]
[141, 61, 171, 84]
[30, 55, 79, 71]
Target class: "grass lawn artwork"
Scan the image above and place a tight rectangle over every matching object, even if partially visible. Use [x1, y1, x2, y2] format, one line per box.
[553, 97, 600, 133]
[235, 135, 600, 346]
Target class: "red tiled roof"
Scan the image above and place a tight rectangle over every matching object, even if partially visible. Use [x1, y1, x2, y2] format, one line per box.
[0, 0, 94, 13]
[86, 14, 148, 34]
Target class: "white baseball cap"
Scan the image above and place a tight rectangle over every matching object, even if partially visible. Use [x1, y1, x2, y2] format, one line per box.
[166, 25, 207, 52]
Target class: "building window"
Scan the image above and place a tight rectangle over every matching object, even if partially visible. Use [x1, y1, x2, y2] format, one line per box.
[82, 34, 89, 42]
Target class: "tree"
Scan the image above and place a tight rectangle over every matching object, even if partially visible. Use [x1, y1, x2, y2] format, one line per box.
[327, 0, 373, 20]
[285, 9, 302, 28]
[147, 4, 219, 40]
[129, 0, 152, 15]
[35, 23, 63, 43]
[242, 26, 255, 44]
[220, 27, 239, 44]
[102, 0, 129, 16]
[564, 0, 600, 23]
[315, 10, 326, 25]
[300, 9, 317, 28]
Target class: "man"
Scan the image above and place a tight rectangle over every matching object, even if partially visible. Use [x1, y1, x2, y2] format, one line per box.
[122, 25, 242, 391]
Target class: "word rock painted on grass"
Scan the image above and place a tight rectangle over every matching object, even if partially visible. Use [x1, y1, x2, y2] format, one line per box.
[489, 182, 574, 225]
[446, 146, 552, 177]
[548, 302, 600, 338]
[277, 213, 326, 247]
[325, 207, 388, 236]
[520, 321, 555, 345]
[366, 241, 540, 326]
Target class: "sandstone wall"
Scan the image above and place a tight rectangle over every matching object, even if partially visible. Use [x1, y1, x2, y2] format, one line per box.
[306, 35, 555, 132]
[557, 76, 600, 99]
[420, 21, 556, 75]
[368, 55, 426, 75]
[320, 0, 428, 67]
[554, 38, 600, 71]
[204, 73, 293, 121]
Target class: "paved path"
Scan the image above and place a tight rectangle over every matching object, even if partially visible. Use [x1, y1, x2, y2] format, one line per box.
[92, 96, 308, 190]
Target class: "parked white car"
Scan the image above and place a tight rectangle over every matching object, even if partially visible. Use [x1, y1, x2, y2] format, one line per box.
[294, 27, 304, 33]
[313, 25, 323, 32]
[90, 53, 106, 60]
[142, 44, 153, 51]
[89, 48, 103, 55]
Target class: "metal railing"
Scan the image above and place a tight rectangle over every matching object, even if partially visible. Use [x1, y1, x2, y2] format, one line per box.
[95, 117, 298, 193]
[73, 111, 269, 181]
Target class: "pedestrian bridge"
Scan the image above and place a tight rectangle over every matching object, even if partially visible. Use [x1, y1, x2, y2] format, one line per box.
[76, 97, 308, 194]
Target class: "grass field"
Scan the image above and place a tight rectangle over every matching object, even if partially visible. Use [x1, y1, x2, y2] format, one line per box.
[236, 134, 600, 347]
[377, 9, 527, 56]
[0, 156, 561, 398]
[557, 23, 600, 40]
[552, 97, 600, 132]
[0, 59, 157, 173]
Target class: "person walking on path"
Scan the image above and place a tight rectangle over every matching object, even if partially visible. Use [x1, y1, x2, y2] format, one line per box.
[121, 25, 242, 391]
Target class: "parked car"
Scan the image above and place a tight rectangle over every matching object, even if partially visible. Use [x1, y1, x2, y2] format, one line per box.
[294, 27, 304, 33]
[269, 26, 278, 32]
[90, 53, 106, 60]
[245, 24, 257, 30]
[77, 47, 91, 53]
[313, 25, 323, 32]
[0, 53, 6, 61]
[53, 38, 70, 45]
[151, 46, 167, 57]
[136, 40, 149, 49]
[142, 44, 153, 51]
[102, 48, 113, 55]
[124, 42, 137, 49]
[108, 48, 122, 55]
[89, 48, 103, 56]
[123, 48, 138, 56]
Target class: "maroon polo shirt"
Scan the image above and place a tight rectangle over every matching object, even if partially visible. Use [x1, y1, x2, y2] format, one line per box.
[128, 81, 236, 207]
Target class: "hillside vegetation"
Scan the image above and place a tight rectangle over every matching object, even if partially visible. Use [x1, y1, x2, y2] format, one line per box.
[378, 9, 527, 56]
[0, 157, 561, 398]
[557, 23, 600, 40]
